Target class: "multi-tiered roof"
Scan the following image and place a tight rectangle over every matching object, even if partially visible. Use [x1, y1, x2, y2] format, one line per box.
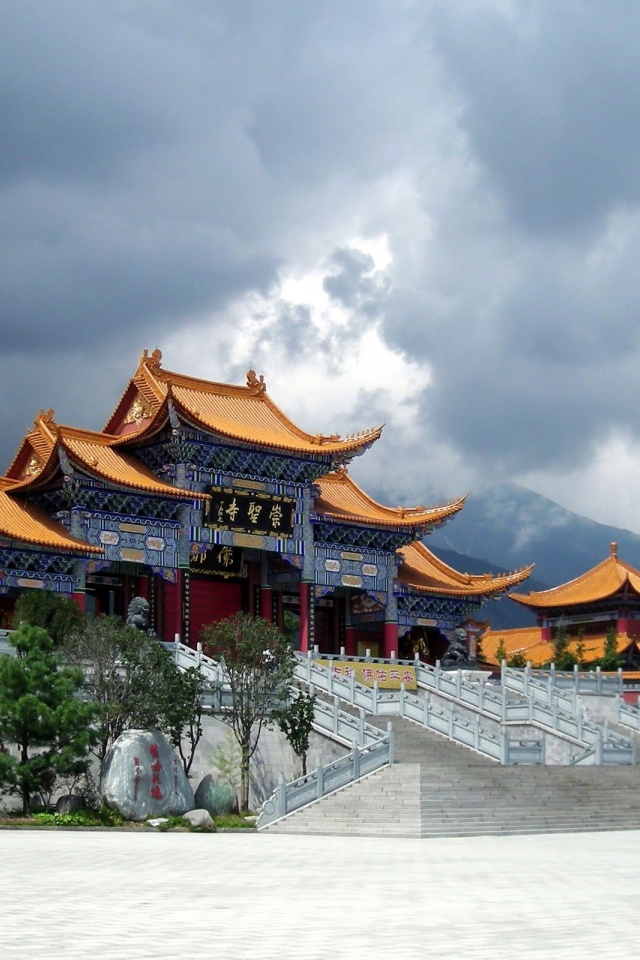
[0, 349, 530, 605]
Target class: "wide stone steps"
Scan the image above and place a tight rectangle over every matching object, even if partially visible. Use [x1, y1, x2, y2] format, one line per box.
[263, 715, 640, 837]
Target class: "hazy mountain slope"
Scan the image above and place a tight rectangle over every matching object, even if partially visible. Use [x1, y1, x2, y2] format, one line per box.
[426, 483, 640, 588]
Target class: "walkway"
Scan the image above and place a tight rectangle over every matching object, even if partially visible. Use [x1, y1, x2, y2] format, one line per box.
[1, 829, 637, 959]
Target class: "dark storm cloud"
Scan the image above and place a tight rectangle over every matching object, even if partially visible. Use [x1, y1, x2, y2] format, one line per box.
[323, 248, 391, 316]
[428, 1, 640, 236]
[3, 0, 640, 517]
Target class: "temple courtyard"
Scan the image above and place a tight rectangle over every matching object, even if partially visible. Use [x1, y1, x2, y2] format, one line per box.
[1, 829, 637, 958]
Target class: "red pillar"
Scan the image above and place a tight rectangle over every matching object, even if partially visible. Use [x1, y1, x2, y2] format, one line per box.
[382, 621, 397, 660]
[299, 582, 311, 653]
[260, 585, 273, 622]
[135, 575, 150, 599]
[344, 626, 356, 657]
[541, 614, 551, 643]
[72, 591, 86, 613]
[164, 571, 183, 642]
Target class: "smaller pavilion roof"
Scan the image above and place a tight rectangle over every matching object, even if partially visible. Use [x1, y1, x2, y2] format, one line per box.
[510, 542, 640, 610]
[313, 468, 465, 529]
[479, 625, 637, 667]
[0, 485, 102, 553]
[106, 349, 383, 457]
[398, 541, 533, 598]
[6, 411, 203, 501]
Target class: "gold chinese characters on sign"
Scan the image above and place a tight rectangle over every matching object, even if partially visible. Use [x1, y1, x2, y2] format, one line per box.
[190, 546, 244, 578]
[204, 486, 296, 538]
[317, 660, 417, 691]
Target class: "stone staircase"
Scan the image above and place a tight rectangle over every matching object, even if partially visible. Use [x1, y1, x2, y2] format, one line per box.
[263, 716, 640, 837]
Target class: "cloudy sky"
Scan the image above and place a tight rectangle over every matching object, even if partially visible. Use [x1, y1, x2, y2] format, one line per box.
[3, 1, 640, 531]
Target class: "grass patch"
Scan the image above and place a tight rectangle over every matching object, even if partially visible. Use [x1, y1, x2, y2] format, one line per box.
[214, 813, 257, 829]
[0, 808, 257, 831]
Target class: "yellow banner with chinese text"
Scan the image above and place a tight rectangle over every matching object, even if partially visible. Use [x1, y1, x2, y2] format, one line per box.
[317, 659, 417, 690]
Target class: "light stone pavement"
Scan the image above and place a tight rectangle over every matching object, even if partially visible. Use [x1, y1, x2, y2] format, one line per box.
[1, 829, 639, 959]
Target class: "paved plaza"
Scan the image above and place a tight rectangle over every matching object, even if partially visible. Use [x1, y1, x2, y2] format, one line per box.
[1, 828, 638, 959]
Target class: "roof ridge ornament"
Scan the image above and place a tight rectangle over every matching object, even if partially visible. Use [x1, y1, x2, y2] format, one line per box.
[35, 408, 55, 425]
[141, 347, 163, 372]
[246, 369, 267, 396]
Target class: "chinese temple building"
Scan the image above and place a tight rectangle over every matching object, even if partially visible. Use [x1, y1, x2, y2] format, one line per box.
[480, 542, 640, 667]
[0, 349, 531, 657]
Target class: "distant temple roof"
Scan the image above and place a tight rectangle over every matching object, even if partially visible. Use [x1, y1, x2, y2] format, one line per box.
[313, 468, 465, 530]
[105, 349, 383, 458]
[510, 542, 640, 610]
[397, 540, 533, 598]
[480, 625, 638, 667]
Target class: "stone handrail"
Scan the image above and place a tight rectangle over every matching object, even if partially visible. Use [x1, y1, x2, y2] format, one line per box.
[161, 638, 220, 680]
[310, 693, 384, 748]
[616, 700, 640, 734]
[411, 659, 633, 759]
[257, 728, 394, 829]
[0, 630, 16, 658]
[299, 654, 636, 763]
[502, 662, 623, 698]
[294, 654, 543, 764]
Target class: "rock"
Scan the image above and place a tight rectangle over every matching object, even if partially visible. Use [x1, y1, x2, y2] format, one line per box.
[194, 774, 239, 816]
[182, 809, 216, 831]
[55, 794, 84, 815]
[101, 730, 195, 822]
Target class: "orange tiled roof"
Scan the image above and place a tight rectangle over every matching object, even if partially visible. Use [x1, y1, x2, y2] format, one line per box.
[480, 625, 636, 667]
[398, 541, 533, 598]
[106, 350, 383, 457]
[314, 468, 465, 529]
[0, 488, 101, 553]
[6, 412, 203, 501]
[510, 542, 640, 609]
[59, 426, 202, 500]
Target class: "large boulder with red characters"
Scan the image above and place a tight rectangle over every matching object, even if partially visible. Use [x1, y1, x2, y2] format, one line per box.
[101, 729, 195, 821]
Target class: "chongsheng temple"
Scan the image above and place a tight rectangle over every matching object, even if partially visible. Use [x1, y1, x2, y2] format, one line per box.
[0, 349, 531, 659]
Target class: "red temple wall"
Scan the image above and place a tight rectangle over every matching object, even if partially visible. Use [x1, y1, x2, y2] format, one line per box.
[189, 577, 243, 645]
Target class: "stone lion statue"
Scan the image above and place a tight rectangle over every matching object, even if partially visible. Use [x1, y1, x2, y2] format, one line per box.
[441, 627, 469, 668]
[126, 596, 150, 632]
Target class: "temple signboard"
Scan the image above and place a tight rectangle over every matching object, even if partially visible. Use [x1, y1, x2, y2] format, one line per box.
[204, 486, 296, 538]
[190, 545, 244, 579]
[317, 659, 417, 691]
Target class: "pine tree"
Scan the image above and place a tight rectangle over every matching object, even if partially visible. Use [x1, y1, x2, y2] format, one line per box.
[551, 623, 577, 671]
[0, 623, 97, 813]
[272, 690, 316, 776]
[495, 638, 507, 664]
[599, 626, 622, 671]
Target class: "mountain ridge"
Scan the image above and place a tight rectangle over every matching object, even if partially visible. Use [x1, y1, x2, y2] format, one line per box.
[422, 483, 640, 629]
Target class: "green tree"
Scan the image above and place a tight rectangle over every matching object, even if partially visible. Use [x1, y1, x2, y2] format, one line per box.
[272, 690, 316, 776]
[64, 616, 205, 771]
[13, 590, 85, 646]
[598, 626, 622, 671]
[507, 652, 527, 668]
[551, 623, 577, 671]
[495, 638, 507, 665]
[200, 612, 294, 811]
[0, 623, 97, 813]
[212, 729, 242, 796]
